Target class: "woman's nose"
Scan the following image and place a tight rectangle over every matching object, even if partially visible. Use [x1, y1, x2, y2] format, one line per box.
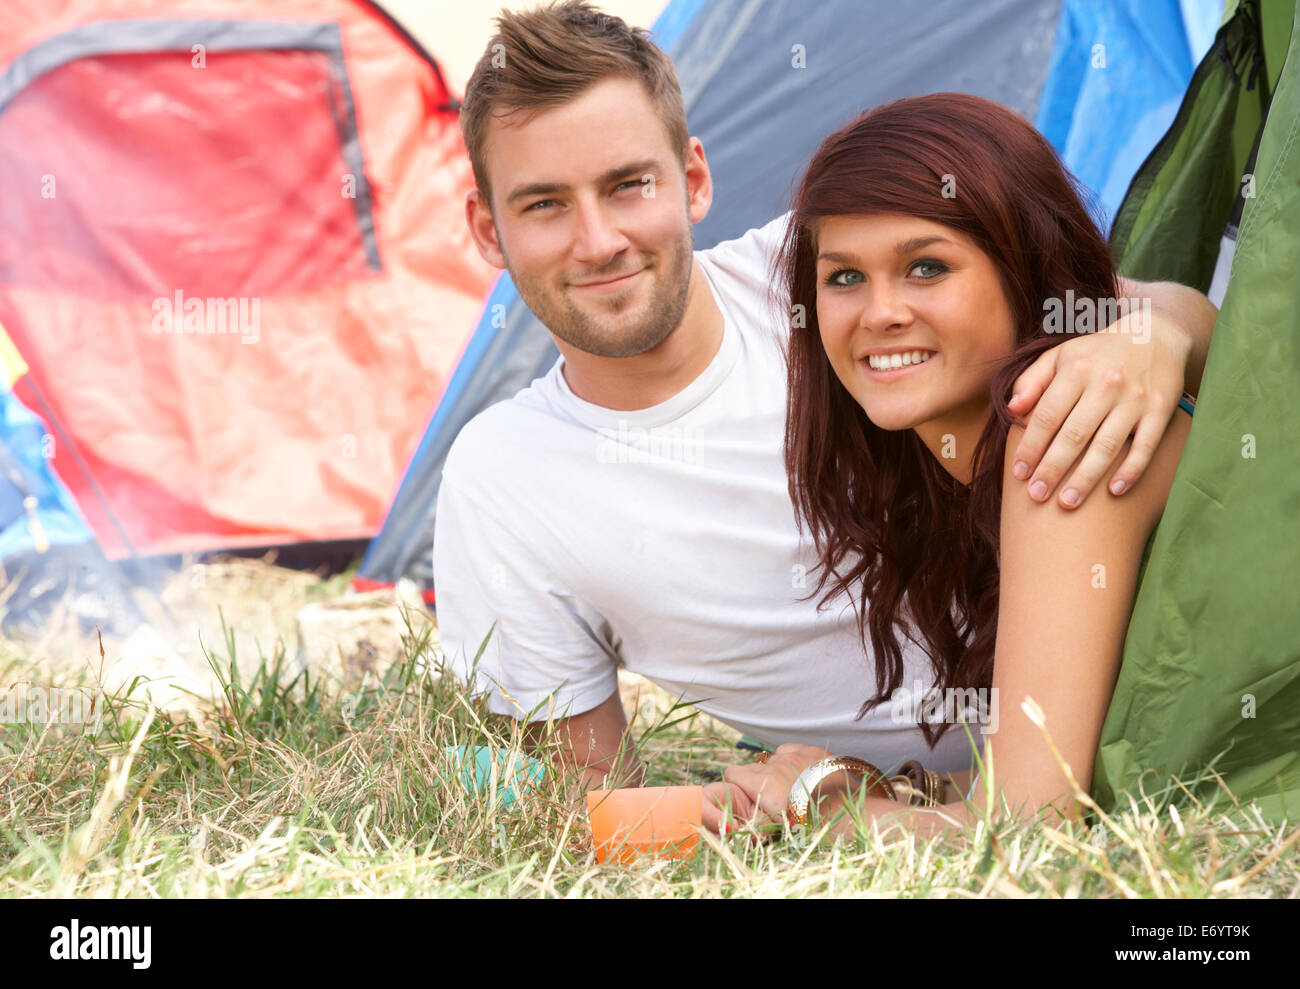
[857, 282, 913, 333]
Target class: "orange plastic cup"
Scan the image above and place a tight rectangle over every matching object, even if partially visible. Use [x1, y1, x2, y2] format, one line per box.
[586, 786, 703, 864]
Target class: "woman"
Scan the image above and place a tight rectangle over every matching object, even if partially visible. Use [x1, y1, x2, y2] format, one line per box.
[704, 93, 1195, 834]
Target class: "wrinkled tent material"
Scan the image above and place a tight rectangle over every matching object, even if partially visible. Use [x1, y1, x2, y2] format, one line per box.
[360, 0, 1216, 600]
[1095, 0, 1300, 824]
[0, 0, 495, 571]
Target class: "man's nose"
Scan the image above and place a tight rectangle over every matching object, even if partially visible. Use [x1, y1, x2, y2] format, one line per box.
[571, 198, 630, 267]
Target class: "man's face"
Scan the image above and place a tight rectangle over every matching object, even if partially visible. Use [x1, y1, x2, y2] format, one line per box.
[469, 77, 707, 358]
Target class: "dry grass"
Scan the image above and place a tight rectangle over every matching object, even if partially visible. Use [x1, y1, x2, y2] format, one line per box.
[0, 559, 1295, 899]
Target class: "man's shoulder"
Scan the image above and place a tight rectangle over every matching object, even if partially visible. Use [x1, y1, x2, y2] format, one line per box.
[442, 371, 565, 484]
[695, 212, 792, 333]
[696, 212, 791, 280]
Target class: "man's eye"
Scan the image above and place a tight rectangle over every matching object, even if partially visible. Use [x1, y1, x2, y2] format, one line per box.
[910, 259, 948, 279]
[616, 180, 643, 192]
[525, 199, 558, 212]
[823, 268, 864, 287]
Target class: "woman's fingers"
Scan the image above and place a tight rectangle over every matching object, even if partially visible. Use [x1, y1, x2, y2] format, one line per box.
[1009, 360, 1086, 490]
[1048, 405, 1135, 508]
[1106, 407, 1169, 496]
[701, 781, 755, 833]
[1014, 325, 1187, 502]
[724, 763, 795, 823]
[1007, 346, 1058, 421]
[709, 746, 835, 833]
[1015, 371, 1096, 500]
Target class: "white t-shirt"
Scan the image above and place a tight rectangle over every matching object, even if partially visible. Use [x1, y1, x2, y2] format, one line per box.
[433, 214, 978, 774]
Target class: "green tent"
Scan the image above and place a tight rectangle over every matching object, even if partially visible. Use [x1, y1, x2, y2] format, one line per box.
[1094, 0, 1300, 824]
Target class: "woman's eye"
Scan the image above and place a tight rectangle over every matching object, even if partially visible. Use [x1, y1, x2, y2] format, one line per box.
[823, 268, 864, 287]
[910, 259, 948, 279]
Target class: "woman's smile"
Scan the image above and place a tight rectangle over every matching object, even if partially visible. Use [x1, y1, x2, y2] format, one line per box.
[860, 347, 937, 376]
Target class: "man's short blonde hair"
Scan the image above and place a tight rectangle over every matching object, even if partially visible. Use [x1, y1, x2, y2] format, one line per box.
[460, 0, 689, 207]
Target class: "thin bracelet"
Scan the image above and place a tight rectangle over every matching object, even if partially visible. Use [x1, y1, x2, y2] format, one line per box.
[889, 760, 943, 807]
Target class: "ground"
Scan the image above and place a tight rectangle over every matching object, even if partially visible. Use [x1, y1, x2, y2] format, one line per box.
[0, 557, 1295, 898]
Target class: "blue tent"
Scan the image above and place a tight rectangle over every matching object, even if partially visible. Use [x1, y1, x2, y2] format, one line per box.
[0, 370, 137, 632]
[0, 385, 90, 561]
[359, 0, 1224, 602]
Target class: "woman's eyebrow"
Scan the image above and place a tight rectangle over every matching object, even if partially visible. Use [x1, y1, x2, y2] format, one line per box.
[894, 236, 953, 255]
[817, 237, 955, 265]
[816, 250, 859, 264]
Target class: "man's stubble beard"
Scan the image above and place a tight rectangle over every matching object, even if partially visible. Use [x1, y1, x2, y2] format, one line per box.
[499, 219, 695, 359]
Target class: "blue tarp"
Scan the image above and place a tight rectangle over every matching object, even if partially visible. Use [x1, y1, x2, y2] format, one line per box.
[0, 385, 92, 560]
[1036, 0, 1222, 227]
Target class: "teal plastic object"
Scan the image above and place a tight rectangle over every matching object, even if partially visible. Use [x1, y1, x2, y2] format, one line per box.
[445, 745, 546, 806]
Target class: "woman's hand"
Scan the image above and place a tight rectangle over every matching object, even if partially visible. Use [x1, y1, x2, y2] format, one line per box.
[701, 744, 837, 833]
[1007, 278, 1213, 509]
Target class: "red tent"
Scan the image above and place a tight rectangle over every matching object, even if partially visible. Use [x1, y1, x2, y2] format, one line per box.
[0, 0, 495, 560]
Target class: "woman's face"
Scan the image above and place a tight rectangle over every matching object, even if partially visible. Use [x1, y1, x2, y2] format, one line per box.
[815, 214, 1018, 440]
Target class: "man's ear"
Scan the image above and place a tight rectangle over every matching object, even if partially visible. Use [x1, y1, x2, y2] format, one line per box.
[465, 189, 507, 269]
[684, 136, 713, 225]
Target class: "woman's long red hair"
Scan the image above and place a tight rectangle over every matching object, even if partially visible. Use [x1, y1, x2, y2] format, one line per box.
[778, 93, 1119, 747]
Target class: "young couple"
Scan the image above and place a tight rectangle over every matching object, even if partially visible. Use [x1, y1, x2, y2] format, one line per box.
[434, 1, 1218, 836]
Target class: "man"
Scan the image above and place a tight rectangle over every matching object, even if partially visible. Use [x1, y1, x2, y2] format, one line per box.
[434, 1, 1218, 797]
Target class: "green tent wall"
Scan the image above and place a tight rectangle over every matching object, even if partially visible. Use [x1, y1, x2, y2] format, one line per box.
[1095, 0, 1300, 824]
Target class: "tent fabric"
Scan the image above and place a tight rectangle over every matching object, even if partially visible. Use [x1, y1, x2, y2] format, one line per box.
[1034, 0, 1220, 227]
[0, 0, 496, 560]
[0, 316, 113, 631]
[0, 388, 91, 559]
[359, 0, 1217, 602]
[0, 17, 382, 271]
[0, 319, 89, 549]
[1110, 0, 1277, 291]
[0, 321, 92, 560]
[1094, 0, 1300, 824]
